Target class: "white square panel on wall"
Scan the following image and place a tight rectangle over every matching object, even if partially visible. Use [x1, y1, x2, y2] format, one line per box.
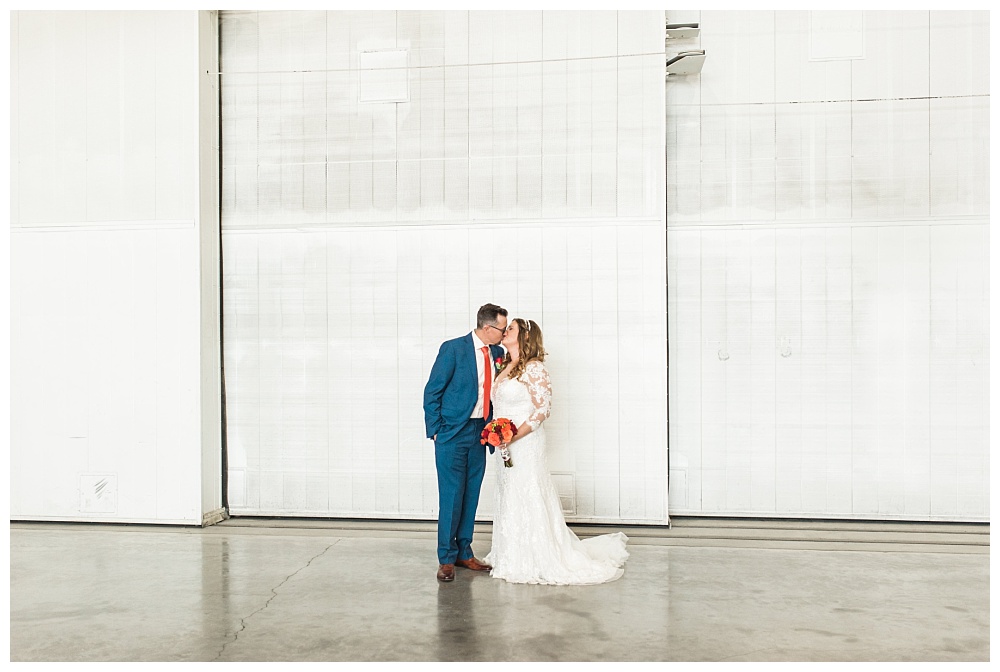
[851, 11, 928, 101]
[928, 97, 989, 218]
[225, 222, 668, 523]
[700, 10, 775, 106]
[851, 100, 931, 220]
[776, 12, 852, 103]
[929, 10, 990, 97]
[666, 218, 987, 522]
[809, 11, 864, 61]
[12, 222, 204, 523]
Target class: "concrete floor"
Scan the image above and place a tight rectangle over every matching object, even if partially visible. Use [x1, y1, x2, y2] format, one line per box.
[9, 519, 989, 662]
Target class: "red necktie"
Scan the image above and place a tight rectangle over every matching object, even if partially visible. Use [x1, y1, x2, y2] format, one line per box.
[481, 346, 491, 420]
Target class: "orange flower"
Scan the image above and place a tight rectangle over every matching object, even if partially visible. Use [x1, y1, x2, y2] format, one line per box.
[487, 431, 500, 446]
[501, 427, 513, 442]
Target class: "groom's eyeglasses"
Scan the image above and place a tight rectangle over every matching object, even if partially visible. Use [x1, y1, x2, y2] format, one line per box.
[485, 324, 505, 335]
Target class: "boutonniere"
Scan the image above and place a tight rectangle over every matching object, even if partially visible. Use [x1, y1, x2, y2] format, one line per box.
[494, 356, 505, 374]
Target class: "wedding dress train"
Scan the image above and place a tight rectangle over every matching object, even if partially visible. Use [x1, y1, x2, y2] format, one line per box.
[484, 360, 629, 585]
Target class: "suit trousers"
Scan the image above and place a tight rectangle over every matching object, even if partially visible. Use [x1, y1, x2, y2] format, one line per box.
[434, 416, 488, 565]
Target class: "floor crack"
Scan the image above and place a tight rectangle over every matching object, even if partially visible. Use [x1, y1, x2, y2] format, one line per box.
[212, 541, 338, 661]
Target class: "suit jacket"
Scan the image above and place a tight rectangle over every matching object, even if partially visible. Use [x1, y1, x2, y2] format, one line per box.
[423, 333, 504, 446]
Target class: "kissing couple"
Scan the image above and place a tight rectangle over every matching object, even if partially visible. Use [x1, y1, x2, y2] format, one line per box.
[423, 303, 629, 585]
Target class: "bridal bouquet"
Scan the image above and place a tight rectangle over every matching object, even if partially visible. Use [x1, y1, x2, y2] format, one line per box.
[481, 418, 517, 468]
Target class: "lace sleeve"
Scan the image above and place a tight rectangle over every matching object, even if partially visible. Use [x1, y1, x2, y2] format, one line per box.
[523, 360, 552, 431]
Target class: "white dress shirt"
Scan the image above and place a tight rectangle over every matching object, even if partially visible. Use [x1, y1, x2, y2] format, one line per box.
[470, 331, 492, 419]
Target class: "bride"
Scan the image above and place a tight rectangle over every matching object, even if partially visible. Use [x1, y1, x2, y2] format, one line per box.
[484, 318, 629, 585]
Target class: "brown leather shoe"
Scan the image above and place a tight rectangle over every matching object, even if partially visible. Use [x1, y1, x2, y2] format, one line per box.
[455, 557, 492, 572]
[436, 564, 455, 582]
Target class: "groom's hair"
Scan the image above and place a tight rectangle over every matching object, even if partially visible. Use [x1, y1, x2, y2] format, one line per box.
[476, 303, 508, 328]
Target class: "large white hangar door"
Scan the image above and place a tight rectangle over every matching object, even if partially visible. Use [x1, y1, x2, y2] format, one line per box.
[219, 11, 668, 523]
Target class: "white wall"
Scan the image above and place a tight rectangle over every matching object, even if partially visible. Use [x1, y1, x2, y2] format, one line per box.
[13, 10, 983, 527]
[219, 10, 669, 523]
[10, 11, 222, 524]
[665, 10, 989, 520]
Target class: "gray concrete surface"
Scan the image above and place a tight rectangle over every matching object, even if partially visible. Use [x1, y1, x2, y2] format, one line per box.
[9, 520, 989, 662]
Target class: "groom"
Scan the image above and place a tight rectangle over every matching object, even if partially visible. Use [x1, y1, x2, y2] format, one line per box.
[423, 303, 508, 582]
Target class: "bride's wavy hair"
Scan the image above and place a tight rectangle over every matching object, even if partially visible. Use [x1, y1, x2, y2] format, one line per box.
[503, 318, 546, 381]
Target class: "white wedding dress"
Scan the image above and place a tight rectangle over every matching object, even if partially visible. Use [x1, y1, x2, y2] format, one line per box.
[484, 360, 629, 585]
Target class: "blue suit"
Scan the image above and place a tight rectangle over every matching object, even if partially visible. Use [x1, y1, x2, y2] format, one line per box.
[423, 333, 504, 565]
